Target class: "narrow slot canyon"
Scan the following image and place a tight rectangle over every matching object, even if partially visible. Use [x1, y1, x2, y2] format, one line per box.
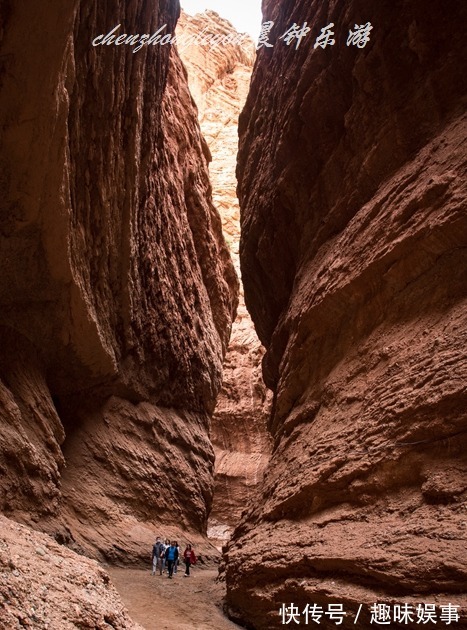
[0, 1, 466, 630]
[175, 10, 273, 551]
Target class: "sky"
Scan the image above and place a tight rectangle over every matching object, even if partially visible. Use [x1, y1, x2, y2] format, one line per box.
[180, 0, 263, 40]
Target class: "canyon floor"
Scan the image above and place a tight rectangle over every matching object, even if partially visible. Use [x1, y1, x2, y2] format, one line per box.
[107, 566, 242, 630]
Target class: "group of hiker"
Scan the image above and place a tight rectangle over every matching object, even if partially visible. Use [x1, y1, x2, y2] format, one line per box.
[151, 538, 197, 579]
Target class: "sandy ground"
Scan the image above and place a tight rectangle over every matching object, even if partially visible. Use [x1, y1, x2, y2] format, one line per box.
[106, 566, 244, 630]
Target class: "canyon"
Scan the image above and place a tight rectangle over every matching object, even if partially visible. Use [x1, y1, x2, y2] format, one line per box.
[176, 10, 272, 548]
[1, 0, 466, 629]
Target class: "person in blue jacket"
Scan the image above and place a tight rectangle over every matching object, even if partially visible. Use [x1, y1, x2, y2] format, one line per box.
[165, 541, 179, 579]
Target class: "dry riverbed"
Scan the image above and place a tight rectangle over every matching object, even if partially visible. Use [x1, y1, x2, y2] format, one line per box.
[106, 566, 243, 630]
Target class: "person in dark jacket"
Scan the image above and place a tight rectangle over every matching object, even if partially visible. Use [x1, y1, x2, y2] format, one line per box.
[173, 540, 180, 574]
[183, 544, 197, 577]
[151, 537, 165, 576]
[165, 541, 179, 579]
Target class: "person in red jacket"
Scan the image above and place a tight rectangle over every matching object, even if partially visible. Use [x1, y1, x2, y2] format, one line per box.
[183, 544, 197, 577]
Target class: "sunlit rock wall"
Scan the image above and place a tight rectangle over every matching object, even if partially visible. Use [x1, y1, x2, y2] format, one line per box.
[177, 10, 272, 546]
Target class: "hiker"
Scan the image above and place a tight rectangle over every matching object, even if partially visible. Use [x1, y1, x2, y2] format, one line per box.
[173, 540, 180, 574]
[183, 543, 197, 577]
[165, 541, 179, 579]
[161, 538, 170, 573]
[151, 537, 165, 576]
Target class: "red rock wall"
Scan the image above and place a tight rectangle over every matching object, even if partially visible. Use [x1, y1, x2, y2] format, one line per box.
[176, 11, 272, 546]
[227, 0, 467, 627]
[0, 0, 237, 561]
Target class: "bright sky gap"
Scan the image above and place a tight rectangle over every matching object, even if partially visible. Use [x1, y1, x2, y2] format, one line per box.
[179, 0, 263, 40]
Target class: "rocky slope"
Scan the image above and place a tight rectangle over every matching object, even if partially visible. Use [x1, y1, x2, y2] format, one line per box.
[0, 514, 141, 629]
[226, 0, 467, 628]
[177, 11, 272, 545]
[0, 0, 237, 568]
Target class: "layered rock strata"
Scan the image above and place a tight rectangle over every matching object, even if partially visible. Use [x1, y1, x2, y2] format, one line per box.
[0, 0, 237, 567]
[226, 0, 467, 627]
[177, 11, 272, 545]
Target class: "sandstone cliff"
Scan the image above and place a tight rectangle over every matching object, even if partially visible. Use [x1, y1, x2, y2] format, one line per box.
[0, 0, 237, 567]
[227, 0, 467, 627]
[177, 11, 272, 545]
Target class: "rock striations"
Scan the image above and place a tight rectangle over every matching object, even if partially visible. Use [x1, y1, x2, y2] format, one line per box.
[177, 10, 272, 545]
[228, 0, 467, 628]
[0, 0, 237, 570]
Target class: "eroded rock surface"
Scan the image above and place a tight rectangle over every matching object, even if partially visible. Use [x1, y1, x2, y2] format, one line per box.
[0, 514, 141, 629]
[227, 0, 467, 627]
[177, 11, 272, 545]
[0, 0, 237, 564]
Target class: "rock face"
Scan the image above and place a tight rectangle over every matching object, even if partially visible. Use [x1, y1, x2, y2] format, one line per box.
[0, 514, 141, 629]
[0, 0, 237, 564]
[227, 0, 467, 628]
[177, 11, 272, 545]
